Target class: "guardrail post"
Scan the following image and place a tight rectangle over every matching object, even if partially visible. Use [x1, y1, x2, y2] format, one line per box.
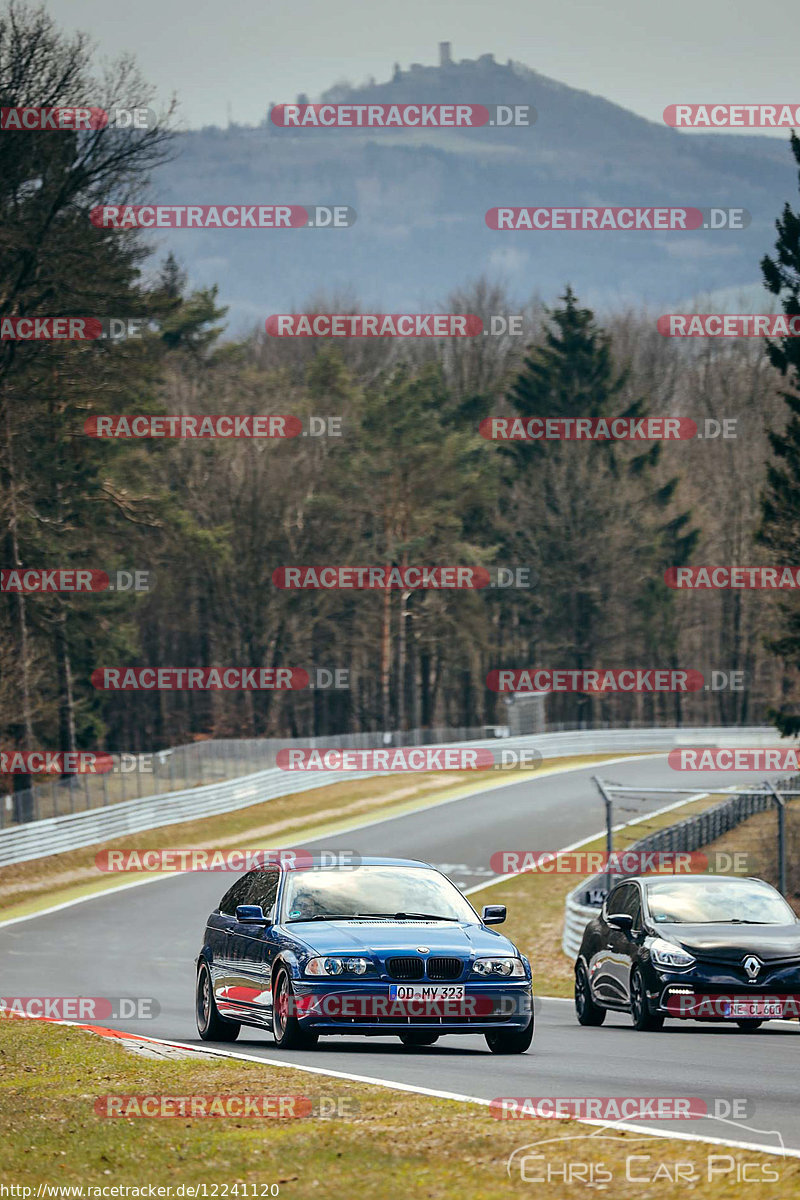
[592, 776, 614, 894]
[765, 780, 787, 896]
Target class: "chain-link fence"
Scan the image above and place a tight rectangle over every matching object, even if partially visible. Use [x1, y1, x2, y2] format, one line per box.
[563, 777, 800, 955]
[3, 716, 770, 829]
[0, 725, 503, 828]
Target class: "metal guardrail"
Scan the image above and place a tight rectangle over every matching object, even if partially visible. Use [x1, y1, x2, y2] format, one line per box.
[561, 773, 799, 958]
[3, 720, 784, 829]
[563, 891, 601, 960]
[0, 725, 778, 869]
[1, 725, 505, 827]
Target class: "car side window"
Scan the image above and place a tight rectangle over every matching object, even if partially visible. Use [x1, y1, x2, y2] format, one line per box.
[622, 885, 642, 929]
[606, 884, 630, 916]
[245, 869, 280, 916]
[219, 874, 252, 916]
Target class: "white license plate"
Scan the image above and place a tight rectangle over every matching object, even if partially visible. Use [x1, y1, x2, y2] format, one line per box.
[389, 984, 465, 1001]
[723, 1001, 785, 1019]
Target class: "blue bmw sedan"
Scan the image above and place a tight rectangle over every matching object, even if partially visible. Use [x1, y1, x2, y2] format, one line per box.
[195, 856, 534, 1053]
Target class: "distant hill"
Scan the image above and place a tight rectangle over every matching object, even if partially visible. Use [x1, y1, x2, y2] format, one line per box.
[147, 48, 796, 331]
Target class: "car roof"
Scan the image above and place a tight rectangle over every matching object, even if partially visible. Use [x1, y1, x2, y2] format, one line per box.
[282, 856, 430, 872]
[619, 874, 770, 887]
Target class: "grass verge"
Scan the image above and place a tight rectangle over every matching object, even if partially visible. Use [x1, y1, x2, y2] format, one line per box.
[0, 1019, 796, 1197]
[696, 798, 800, 909]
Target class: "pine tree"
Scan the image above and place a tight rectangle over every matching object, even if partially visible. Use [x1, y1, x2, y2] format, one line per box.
[758, 131, 800, 735]
[502, 288, 697, 725]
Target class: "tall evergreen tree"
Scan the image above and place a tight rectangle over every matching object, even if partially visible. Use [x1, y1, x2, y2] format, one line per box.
[502, 288, 696, 724]
[759, 131, 800, 735]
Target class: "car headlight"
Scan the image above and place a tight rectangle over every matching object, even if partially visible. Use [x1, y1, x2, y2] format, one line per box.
[649, 938, 695, 969]
[305, 956, 373, 977]
[305, 957, 344, 976]
[472, 957, 526, 978]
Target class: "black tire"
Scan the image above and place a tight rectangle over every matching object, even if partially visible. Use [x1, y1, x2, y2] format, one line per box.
[271, 966, 319, 1050]
[630, 967, 664, 1032]
[736, 1019, 764, 1031]
[398, 1032, 439, 1047]
[196, 961, 240, 1042]
[485, 1011, 534, 1055]
[575, 963, 606, 1026]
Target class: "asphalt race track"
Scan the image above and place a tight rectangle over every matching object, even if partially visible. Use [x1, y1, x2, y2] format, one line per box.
[1, 754, 797, 1154]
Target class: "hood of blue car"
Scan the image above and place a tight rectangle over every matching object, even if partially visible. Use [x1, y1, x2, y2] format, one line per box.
[284, 919, 517, 958]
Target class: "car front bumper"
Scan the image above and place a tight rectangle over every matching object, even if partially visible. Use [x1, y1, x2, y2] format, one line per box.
[647, 962, 800, 1020]
[291, 979, 533, 1033]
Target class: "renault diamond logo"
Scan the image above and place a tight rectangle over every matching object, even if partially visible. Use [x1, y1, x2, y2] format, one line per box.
[743, 955, 762, 980]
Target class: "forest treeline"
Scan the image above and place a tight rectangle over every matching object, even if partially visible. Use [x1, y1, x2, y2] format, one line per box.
[2, 3, 800, 785]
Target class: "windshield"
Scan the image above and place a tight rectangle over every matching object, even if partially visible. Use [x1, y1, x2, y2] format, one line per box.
[281, 865, 479, 924]
[645, 879, 796, 925]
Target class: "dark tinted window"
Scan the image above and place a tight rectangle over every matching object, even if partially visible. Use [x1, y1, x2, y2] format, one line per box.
[646, 878, 795, 924]
[220, 870, 280, 916]
[244, 869, 280, 915]
[606, 884, 631, 916]
[219, 874, 252, 916]
[620, 884, 642, 926]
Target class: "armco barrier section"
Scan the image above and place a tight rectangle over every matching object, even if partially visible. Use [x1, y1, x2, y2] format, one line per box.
[2, 724, 503, 826]
[563, 891, 600, 961]
[0, 725, 777, 868]
[561, 774, 797, 959]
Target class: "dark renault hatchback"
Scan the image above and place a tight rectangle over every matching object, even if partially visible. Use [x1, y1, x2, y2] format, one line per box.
[575, 874, 800, 1031]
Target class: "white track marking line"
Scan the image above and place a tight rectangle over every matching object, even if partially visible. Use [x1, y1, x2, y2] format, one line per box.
[4, 758, 797, 1161]
[464, 783, 737, 894]
[52, 1020, 799, 1160]
[0, 752, 657, 929]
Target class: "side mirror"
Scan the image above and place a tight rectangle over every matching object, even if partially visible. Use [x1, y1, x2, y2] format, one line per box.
[236, 904, 269, 925]
[483, 904, 506, 925]
[606, 912, 634, 932]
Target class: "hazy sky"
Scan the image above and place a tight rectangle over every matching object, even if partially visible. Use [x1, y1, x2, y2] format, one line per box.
[47, 0, 800, 132]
